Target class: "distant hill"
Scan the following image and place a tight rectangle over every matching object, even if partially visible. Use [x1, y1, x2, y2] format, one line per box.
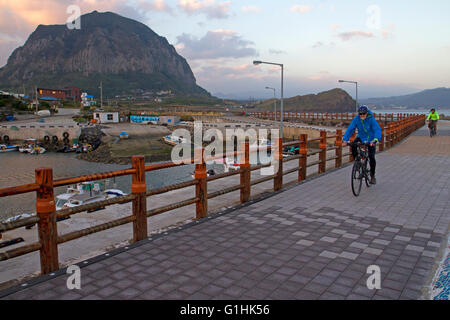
[360, 88, 450, 108]
[0, 11, 209, 98]
[256, 88, 356, 113]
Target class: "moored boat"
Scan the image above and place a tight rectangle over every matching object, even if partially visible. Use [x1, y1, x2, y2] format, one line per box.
[163, 134, 188, 146]
[18, 139, 46, 154]
[0, 144, 21, 153]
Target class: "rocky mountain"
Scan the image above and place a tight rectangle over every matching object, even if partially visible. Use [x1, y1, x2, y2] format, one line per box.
[0, 11, 208, 97]
[257, 88, 356, 112]
[360, 88, 450, 108]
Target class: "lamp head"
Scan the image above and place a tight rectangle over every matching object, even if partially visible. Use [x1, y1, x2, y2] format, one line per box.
[253, 60, 262, 65]
[338, 80, 344, 83]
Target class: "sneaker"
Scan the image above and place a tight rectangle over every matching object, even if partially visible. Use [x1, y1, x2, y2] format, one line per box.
[370, 176, 377, 185]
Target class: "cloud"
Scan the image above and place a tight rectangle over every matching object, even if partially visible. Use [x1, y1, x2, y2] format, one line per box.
[242, 5, 261, 13]
[337, 30, 375, 41]
[330, 24, 340, 32]
[269, 49, 287, 55]
[176, 29, 258, 60]
[291, 5, 312, 14]
[312, 41, 324, 48]
[177, 0, 231, 19]
[134, 0, 174, 14]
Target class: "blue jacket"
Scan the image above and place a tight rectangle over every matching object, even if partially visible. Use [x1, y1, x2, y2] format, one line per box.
[343, 110, 382, 143]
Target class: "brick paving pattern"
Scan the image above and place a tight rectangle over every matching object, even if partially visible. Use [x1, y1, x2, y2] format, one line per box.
[1, 123, 449, 300]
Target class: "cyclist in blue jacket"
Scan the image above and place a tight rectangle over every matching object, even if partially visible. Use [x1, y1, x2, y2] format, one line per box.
[342, 105, 382, 184]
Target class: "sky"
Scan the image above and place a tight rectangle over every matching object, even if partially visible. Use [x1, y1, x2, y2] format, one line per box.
[0, 0, 449, 99]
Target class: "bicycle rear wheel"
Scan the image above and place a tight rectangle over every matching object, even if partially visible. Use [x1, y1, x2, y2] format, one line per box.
[351, 161, 363, 196]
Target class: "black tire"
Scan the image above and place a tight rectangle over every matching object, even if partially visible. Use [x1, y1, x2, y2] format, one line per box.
[3, 135, 9, 144]
[52, 136, 58, 143]
[44, 135, 50, 143]
[63, 132, 69, 139]
[351, 160, 363, 197]
[63, 137, 70, 144]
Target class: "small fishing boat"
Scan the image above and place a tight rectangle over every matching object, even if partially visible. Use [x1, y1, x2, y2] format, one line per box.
[119, 132, 129, 139]
[55, 181, 127, 211]
[163, 134, 188, 146]
[0, 144, 21, 153]
[18, 139, 46, 154]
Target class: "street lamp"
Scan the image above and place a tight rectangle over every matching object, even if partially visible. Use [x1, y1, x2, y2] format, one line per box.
[265, 86, 276, 121]
[338, 80, 358, 112]
[254, 60, 284, 138]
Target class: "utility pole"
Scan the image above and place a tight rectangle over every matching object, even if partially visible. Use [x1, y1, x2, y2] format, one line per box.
[35, 86, 38, 120]
[99, 81, 103, 108]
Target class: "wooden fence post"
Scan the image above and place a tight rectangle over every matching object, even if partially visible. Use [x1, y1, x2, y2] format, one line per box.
[335, 130, 342, 168]
[195, 148, 207, 219]
[319, 131, 327, 174]
[132, 155, 147, 242]
[36, 167, 59, 274]
[299, 134, 307, 181]
[240, 141, 250, 203]
[274, 138, 283, 191]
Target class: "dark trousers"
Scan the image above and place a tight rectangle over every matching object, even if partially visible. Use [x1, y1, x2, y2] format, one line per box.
[351, 137, 376, 177]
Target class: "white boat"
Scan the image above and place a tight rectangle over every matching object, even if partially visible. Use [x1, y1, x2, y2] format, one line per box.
[18, 139, 46, 154]
[0, 144, 21, 153]
[163, 134, 188, 146]
[55, 181, 126, 211]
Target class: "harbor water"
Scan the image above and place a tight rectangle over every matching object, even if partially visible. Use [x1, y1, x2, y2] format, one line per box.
[0, 152, 201, 220]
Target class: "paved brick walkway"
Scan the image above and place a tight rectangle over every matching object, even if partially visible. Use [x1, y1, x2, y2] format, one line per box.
[1, 123, 449, 300]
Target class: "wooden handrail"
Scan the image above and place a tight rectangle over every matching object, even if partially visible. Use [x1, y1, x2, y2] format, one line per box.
[0, 114, 426, 276]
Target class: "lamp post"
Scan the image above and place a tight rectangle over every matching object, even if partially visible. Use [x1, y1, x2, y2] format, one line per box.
[254, 60, 284, 138]
[338, 80, 358, 112]
[265, 86, 276, 121]
[99, 81, 103, 108]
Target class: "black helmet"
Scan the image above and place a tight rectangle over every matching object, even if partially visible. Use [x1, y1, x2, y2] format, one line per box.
[358, 105, 368, 115]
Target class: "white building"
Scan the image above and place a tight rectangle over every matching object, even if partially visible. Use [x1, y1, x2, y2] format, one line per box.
[93, 111, 119, 123]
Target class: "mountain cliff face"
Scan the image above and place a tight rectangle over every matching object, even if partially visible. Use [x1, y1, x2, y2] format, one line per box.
[257, 88, 356, 112]
[0, 11, 208, 96]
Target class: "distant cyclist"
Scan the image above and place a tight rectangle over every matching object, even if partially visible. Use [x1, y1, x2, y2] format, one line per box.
[426, 108, 439, 137]
[342, 106, 381, 185]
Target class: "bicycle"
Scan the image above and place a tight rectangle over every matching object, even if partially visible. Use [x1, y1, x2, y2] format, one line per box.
[351, 141, 372, 197]
[428, 121, 437, 137]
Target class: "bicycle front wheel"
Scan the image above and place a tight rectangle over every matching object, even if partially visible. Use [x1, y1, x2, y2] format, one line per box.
[364, 160, 371, 188]
[351, 161, 363, 197]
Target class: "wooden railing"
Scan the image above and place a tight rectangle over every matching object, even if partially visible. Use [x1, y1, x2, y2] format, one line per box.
[0, 114, 426, 275]
[249, 112, 422, 122]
